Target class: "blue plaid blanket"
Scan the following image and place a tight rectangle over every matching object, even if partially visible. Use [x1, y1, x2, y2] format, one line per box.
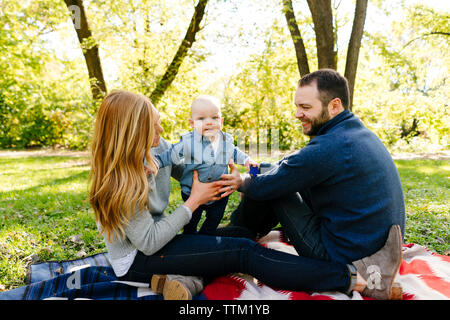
[0, 253, 206, 300]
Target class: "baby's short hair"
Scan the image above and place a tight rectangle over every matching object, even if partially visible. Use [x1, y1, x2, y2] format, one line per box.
[191, 95, 222, 114]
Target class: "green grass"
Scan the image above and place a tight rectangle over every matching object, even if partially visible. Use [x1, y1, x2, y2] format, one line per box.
[0, 154, 448, 291]
[0, 155, 104, 290]
[395, 160, 449, 254]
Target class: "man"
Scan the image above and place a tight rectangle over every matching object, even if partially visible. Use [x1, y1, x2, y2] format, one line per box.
[221, 69, 406, 266]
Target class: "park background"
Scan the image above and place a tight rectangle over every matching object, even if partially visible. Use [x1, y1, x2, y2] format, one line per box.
[0, 0, 448, 291]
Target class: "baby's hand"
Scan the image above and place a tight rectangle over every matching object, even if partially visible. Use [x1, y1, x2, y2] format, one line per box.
[144, 164, 152, 175]
[244, 159, 259, 171]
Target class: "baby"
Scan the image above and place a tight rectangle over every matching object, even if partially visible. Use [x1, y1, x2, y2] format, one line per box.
[155, 95, 256, 235]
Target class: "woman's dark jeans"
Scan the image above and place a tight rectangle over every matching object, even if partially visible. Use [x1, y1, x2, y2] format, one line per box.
[181, 192, 228, 235]
[118, 233, 350, 293]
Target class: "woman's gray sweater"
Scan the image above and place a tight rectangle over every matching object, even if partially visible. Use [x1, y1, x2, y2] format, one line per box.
[99, 138, 192, 276]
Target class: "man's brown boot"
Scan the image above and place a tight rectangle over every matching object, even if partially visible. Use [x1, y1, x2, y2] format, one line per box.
[352, 225, 403, 300]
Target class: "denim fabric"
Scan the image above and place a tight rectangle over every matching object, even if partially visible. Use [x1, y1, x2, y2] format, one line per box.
[181, 192, 229, 235]
[118, 234, 350, 293]
[155, 129, 249, 197]
[229, 192, 330, 261]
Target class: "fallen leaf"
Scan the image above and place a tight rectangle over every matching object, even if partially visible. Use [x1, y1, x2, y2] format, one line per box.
[75, 250, 86, 258]
[69, 234, 83, 244]
[24, 253, 40, 264]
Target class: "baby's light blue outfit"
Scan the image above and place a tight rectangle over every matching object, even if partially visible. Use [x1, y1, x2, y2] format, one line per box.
[155, 129, 249, 197]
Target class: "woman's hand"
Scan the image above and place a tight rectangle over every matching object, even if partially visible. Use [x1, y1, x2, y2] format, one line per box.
[216, 160, 244, 198]
[184, 170, 222, 212]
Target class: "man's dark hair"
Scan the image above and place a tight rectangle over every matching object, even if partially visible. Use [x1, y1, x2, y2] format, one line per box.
[298, 69, 350, 110]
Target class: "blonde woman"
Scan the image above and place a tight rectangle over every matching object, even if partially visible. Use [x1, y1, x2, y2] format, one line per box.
[89, 90, 403, 300]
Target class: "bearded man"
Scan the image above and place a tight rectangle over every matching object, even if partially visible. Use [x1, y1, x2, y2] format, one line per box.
[223, 69, 406, 268]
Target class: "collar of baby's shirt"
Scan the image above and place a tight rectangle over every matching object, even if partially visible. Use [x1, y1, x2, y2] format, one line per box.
[192, 129, 225, 144]
[220, 131, 234, 143]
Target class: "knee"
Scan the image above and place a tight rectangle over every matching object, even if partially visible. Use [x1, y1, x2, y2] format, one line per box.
[238, 238, 259, 251]
[213, 237, 259, 261]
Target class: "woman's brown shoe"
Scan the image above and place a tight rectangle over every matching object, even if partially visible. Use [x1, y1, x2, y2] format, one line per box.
[151, 274, 167, 295]
[151, 274, 204, 300]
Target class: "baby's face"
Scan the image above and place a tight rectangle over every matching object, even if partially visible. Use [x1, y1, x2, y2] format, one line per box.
[189, 100, 223, 138]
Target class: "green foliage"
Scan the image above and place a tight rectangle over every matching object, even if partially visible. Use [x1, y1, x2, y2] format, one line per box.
[352, 4, 449, 153]
[0, 1, 448, 152]
[223, 23, 308, 151]
[0, 154, 102, 289]
[396, 159, 450, 253]
[0, 0, 93, 149]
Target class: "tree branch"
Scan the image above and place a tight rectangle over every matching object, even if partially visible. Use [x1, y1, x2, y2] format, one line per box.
[402, 31, 450, 49]
[344, 0, 368, 110]
[306, 0, 336, 69]
[282, 0, 310, 77]
[63, 0, 107, 105]
[150, 0, 209, 106]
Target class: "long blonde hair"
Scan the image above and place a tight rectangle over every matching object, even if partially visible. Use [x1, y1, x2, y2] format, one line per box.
[89, 90, 159, 242]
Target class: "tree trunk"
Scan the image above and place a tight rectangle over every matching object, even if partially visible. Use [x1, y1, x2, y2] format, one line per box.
[64, 0, 107, 104]
[282, 0, 310, 77]
[150, 0, 209, 106]
[344, 0, 368, 110]
[306, 0, 336, 69]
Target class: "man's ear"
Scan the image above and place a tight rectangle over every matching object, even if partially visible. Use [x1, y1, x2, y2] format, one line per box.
[189, 118, 194, 128]
[328, 98, 344, 117]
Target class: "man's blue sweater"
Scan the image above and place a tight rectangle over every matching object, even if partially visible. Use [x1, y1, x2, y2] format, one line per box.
[243, 110, 406, 264]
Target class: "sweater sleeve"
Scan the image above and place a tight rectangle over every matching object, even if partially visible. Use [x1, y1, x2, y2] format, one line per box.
[123, 205, 191, 256]
[240, 139, 337, 200]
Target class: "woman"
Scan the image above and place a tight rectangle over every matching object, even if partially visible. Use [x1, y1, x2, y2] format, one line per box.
[89, 90, 402, 300]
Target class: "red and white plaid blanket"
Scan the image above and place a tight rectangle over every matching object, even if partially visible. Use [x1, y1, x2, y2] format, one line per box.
[202, 231, 450, 300]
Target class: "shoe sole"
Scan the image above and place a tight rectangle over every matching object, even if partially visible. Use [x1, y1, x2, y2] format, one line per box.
[151, 274, 167, 295]
[163, 280, 192, 300]
[388, 225, 403, 300]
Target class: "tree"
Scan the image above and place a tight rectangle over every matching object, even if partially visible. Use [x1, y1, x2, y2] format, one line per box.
[401, 5, 450, 49]
[223, 26, 309, 152]
[0, 0, 92, 149]
[150, 0, 209, 106]
[353, 4, 449, 151]
[63, 0, 208, 108]
[282, 0, 369, 109]
[344, 0, 368, 108]
[63, 0, 107, 104]
[282, 0, 310, 76]
[306, 0, 336, 70]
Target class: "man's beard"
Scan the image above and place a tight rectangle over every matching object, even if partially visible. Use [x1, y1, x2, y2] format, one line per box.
[303, 106, 331, 137]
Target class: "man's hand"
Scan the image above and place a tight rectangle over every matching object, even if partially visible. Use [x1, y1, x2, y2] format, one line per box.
[217, 160, 244, 198]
